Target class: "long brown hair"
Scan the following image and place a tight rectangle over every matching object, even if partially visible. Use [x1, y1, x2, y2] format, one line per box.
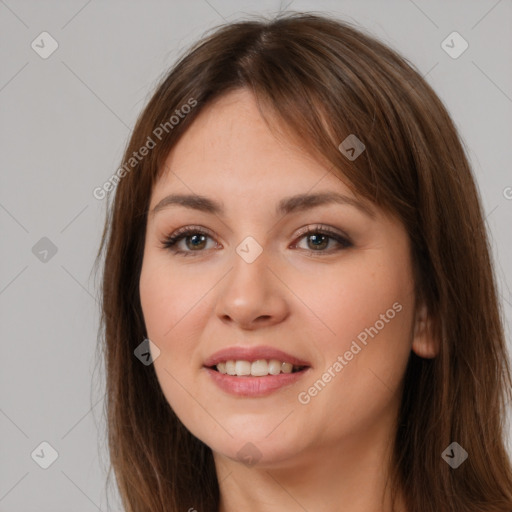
[94, 11, 512, 512]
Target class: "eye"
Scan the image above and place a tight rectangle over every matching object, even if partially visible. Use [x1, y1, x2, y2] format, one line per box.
[161, 226, 220, 256]
[292, 224, 352, 254]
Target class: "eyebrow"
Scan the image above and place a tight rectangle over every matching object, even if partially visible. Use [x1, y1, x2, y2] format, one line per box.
[150, 191, 375, 219]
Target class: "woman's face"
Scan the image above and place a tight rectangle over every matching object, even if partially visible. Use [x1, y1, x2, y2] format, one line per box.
[139, 88, 433, 468]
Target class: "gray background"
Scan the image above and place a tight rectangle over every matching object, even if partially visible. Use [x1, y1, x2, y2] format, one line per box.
[1, 0, 511, 510]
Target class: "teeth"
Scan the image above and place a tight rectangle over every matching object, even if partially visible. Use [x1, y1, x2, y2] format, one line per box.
[281, 362, 293, 374]
[235, 360, 251, 376]
[268, 359, 282, 375]
[251, 359, 269, 377]
[214, 359, 304, 377]
[225, 360, 236, 375]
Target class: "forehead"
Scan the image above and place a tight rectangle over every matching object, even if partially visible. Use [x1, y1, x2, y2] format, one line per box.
[153, 89, 359, 206]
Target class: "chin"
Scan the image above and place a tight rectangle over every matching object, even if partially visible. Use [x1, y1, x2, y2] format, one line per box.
[201, 425, 307, 468]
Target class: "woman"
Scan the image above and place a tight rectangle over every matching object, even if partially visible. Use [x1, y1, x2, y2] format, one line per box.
[96, 11, 512, 512]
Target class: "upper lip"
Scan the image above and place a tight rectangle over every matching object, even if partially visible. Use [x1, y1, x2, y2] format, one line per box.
[203, 345, 311, 368]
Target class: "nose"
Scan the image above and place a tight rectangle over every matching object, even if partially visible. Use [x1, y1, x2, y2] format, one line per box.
[214, 245, 289, 330]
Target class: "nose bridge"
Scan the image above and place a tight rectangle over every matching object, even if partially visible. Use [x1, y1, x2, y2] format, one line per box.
[214, 235, 288, 327]
[224, 236, 271, 304]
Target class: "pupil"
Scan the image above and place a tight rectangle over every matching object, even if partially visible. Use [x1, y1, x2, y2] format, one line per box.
[187, 234, 206, 250]
[309, 234, 327, 250]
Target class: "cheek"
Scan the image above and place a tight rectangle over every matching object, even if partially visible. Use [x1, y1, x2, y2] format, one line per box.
[139, 254, 210, 426]
[139, 252, 206, 341]
[139, 262, 172, 340]
[139, 252, 217, 390]
[293, 253, 414, 431]
[328, 268, 412, 351]
[286, 249, 414, 351]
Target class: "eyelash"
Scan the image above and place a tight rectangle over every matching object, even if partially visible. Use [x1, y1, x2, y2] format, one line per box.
[160, 224, 352, 257]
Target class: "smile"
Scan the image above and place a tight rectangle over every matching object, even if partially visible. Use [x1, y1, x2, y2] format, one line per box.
[203, 345, 311, 396]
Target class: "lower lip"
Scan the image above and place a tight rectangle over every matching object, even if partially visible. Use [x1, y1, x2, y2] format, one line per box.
[204, 367, 310, 397]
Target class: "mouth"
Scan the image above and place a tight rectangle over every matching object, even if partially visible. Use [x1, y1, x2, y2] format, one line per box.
[207, 359, 308, 377]
[202, 345, 311, 396]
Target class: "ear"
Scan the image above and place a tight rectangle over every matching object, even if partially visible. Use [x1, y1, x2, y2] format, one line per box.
[411, 301, 439, 359]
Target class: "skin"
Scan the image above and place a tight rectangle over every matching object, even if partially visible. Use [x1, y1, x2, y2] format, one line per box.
[139, 88, 438, 512]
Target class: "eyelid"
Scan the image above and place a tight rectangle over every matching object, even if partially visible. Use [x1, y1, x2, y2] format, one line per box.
[292, 224, 350, 243]
[166, 224, 216, 240]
